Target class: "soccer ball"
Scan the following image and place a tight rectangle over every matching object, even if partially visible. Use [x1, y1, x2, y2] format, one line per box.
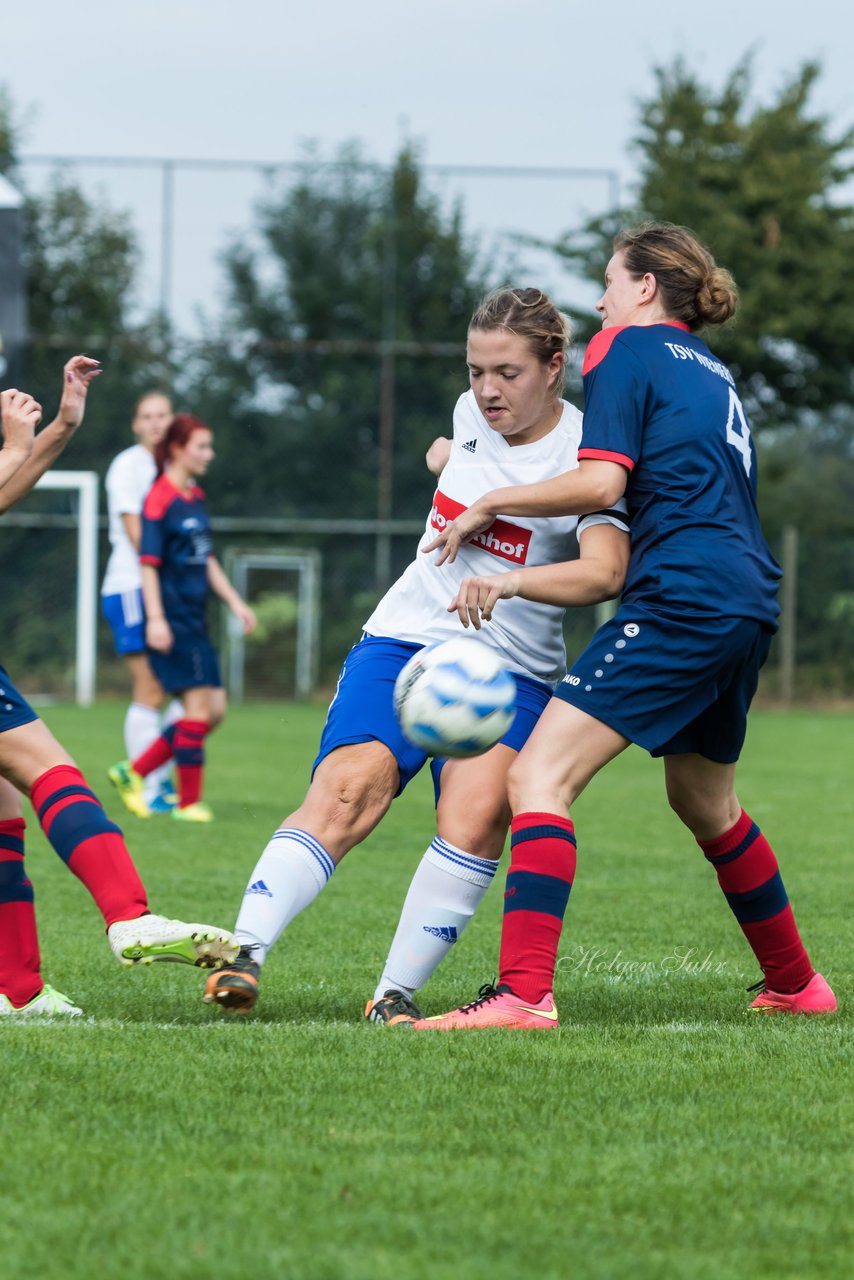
[393, 637, 517, 758]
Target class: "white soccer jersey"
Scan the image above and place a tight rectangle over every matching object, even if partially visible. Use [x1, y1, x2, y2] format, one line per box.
[101, 444, 157, 596]
[364, 390, 626, 685]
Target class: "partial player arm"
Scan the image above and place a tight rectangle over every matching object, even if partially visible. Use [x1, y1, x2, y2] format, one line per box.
[448, 521, 630, 630]
[207, 556, 257, 635]
[121, 512, 142, 550]
[141, 562, 173, 653]
[425, 436, 452, 476]
[0, 390, 41, 505]
[0, 356, 101, 515]
[424, 459, 628, 566]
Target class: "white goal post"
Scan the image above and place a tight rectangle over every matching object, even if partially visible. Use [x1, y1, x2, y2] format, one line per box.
[223, 548, 321, 700]
[35, 470, 99, 706]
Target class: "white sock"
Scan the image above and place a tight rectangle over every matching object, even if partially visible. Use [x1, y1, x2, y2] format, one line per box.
[125, 703, 162, 801]
[234, 828, 336, 964]
[372, 836, 498, 1003]
[148, 700, 184, 799]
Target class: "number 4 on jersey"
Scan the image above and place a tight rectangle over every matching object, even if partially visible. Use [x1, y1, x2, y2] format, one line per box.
[725, 387, 752, 476]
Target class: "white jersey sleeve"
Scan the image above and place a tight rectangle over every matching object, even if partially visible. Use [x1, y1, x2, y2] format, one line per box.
[101, 444, 157, 596]
[364, 391, 620, 686]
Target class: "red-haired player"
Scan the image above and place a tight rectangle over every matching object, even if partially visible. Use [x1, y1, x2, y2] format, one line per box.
[109, 415, 255, 822]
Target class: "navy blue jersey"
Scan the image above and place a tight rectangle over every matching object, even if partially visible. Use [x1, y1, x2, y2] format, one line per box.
[578, 323, 781, 627]
[140, 475, 213, 633]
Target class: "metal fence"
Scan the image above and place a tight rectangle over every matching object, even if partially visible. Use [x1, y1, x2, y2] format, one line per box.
[1, 494, 849, 704]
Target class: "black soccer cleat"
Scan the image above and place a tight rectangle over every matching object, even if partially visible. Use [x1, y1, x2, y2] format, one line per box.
[364, 988, 423, 1026]
[203, 945, 261, 1015]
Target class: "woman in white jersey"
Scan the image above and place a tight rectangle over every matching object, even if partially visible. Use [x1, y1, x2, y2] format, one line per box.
[203, 288, 630, 1021]
[101, 392, 181, 814]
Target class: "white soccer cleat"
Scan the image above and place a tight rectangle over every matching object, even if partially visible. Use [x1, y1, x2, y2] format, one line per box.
[0, 984, 84, 1018]
[108, 913, 239, 969]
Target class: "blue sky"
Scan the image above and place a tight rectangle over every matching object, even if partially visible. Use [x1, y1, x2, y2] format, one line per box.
[4, 1, 851, 330]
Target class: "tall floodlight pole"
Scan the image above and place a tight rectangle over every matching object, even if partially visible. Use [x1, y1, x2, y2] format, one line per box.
[0, 174, 27, 391]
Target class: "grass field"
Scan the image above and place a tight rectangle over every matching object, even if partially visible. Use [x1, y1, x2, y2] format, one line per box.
[2, 702, 851, 1280]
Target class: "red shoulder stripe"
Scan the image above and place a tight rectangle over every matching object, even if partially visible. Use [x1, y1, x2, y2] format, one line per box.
[142, 475, 178, 521]
[582, 326, 627, 376]
[578, 447, 635, 473]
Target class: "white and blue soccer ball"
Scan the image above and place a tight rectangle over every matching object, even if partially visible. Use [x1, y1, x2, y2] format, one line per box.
[393, 637, 517, 758]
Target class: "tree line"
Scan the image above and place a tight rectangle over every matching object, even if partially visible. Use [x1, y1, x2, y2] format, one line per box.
[2, 57, 854, 689]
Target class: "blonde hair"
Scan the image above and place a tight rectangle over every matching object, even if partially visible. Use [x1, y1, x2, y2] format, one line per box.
[468, 287, 572, 397]
[615, 222, 738, 330]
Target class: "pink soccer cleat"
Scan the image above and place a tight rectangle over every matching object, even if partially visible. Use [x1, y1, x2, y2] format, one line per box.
[412, 982, 559, 1030]
[749, 972, 837, 1015]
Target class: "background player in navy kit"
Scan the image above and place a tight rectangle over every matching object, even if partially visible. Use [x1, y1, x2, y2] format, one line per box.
[110, 414, 255, 823]
[101, 391, 182, 814]
[417, 223, 835, 1029]
[0, 362, 237, 1018]
[203, 289, 629, 1020]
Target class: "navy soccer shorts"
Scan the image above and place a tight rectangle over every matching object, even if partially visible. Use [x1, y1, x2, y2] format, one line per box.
[101, 589, 146, 655]
[0, 663, 40, 734]
[554, 605, 773, 764]
[148, 629, 222, 693]
[313, 633, 552, 800]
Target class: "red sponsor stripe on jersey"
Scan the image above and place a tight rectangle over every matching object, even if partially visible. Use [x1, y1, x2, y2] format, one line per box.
[577, 447, 635, 472]
[430, 489, 532, 565]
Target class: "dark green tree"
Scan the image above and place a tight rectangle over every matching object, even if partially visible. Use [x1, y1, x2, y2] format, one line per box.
[188, 143, 488, 517]
[184, 142, 490, 668]
[556, 57, 854, 430]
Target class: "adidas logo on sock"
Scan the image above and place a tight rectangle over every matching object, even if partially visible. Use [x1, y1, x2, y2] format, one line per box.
[423, 925, 459, 943]
[245, 879, 273, 898]
[462, 439, 477, 453]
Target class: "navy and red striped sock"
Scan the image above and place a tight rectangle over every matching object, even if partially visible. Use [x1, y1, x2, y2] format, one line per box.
[173, 719, 209, 807]
[132, 722, 178, 777]
[699, 809, 813, 994]
[0, 817, 43, 1008]
[499, 811, 576, 1003]
[31, 765, 149, 928]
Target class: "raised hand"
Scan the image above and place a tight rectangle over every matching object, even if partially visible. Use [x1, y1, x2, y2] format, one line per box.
[0, 389, 42, 457]
[57, 355, 102, 431]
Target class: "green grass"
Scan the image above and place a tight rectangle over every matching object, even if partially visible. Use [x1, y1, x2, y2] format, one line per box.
[2, 703, 851, 1280]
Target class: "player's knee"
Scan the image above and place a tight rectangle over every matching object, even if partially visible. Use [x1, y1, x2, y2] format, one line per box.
[323, 766, 396, 839]
[442, 794, 509, 856]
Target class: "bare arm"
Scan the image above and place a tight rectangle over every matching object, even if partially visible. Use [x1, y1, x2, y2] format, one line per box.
[122, 512, 142, 551]
[425, 459, 628, 565]
[425, 436, 452, 477]
[207, 556, 257, 634]
[0, 356, 101, 515]
[448, 522, 630, 630]
[0, 391, 42, 501]
[141, 562, 173, 653]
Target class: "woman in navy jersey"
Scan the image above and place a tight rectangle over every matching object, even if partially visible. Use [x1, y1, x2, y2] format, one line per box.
[109, 415, 255, 823]
[416, 223, 835, 1029]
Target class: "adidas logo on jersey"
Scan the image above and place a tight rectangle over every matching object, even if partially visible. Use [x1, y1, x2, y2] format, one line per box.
[245, 879, 273, 898]
[423, 925, 459, 943]
[462, 439, 477, 453]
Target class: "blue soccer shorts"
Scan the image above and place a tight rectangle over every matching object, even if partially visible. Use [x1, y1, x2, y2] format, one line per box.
[554, 605, 774, 764]
[313, 633, 552, 800]
[0, 663, 40, 734]
[101, 589, 146, 655]
[148, 628, 222, 693]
